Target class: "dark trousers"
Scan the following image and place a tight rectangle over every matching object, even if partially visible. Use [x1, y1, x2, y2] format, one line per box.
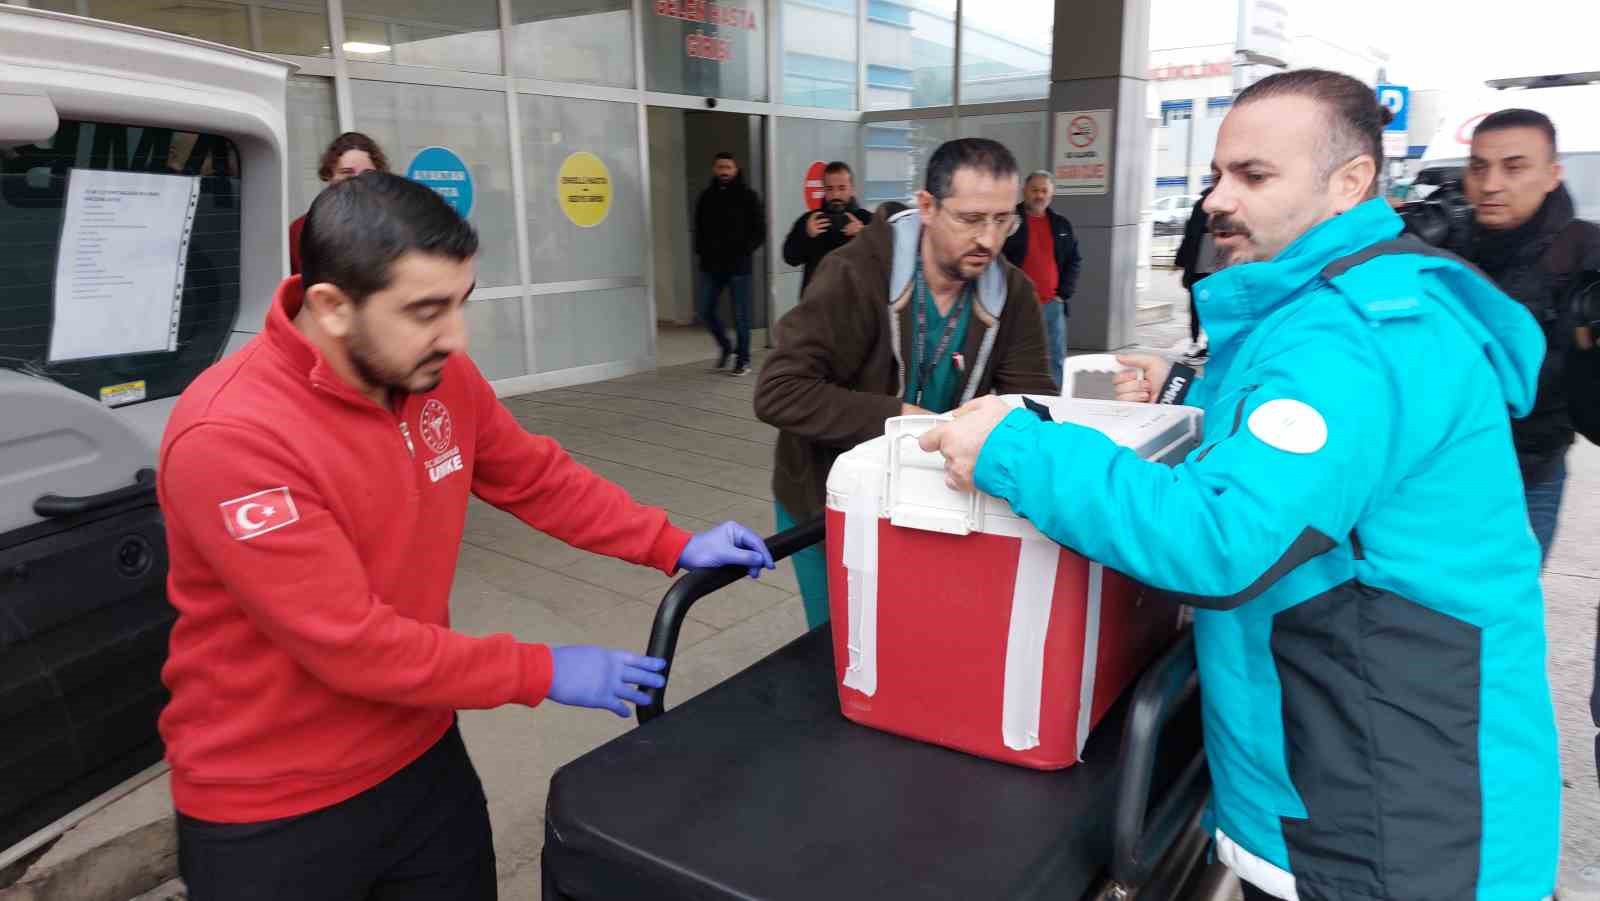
[178, 724, 495, 901]
[1240, 880, 1278, 901]
[698, 271, 752, 365]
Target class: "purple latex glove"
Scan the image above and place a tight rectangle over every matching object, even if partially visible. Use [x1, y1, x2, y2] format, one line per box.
[547, 646, 667, 717]
[677, 521, 776, 579]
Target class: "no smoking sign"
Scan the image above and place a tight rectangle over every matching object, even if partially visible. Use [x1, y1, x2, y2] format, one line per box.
[1067, 115, 1097, 149]
[1053, 108, 1112, 195]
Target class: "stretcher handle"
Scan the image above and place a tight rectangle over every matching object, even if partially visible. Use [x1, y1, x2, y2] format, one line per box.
[637, 516, 826, 725]
[33, 468, 156, 519]
[1062, 353, 1140, 400]
[1110, 629, 1210, 891]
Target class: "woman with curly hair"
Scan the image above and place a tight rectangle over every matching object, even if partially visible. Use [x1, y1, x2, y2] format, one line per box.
[288, 132, 388, 273]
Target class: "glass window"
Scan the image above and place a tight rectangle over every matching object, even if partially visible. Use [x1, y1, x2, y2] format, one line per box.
[341, 0, 502, 75]
[958, 111, 1048, 175]
[642, 0, 766, 101]
[864, 0, 952, 110]
[0, 120, 242, 405]
[352, 80, 520, 288]
[463, 297, 527, 379]
[508, 0, 633, 87]
[518, 94, 643, 282]
[257, 5, 334, 57]
[772, 118, 860, 318]
[781, 0, 856, 110]
[285, 76, 339, 221]
[959, 0, 1050, 103]
[861, 116, 952, 207]
[85, 0, 331, 57]
[532, 287, 651, 373]
[16, 0, 80, 12]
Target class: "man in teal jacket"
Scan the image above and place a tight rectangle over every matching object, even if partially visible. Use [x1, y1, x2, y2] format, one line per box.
[921, 69, 1560, 901]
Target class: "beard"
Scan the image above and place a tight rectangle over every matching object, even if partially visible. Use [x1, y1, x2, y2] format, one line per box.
[937, 245, 990, 283]
[826, 198, 849, 212]
[347, 317, 448, 395]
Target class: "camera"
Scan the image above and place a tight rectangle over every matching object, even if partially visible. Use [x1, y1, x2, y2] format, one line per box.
[1397, 174, 1476, 256]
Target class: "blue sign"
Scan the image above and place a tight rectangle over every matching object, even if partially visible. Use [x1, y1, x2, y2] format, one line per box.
[1376, 84, 1409, 133]
[406, 146, 474, 217]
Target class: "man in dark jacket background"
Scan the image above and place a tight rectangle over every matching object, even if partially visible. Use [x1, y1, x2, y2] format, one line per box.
[782, 161, 872, 296]
[1172, 185, 1216, 360]
[1462, 108, 1600, 560]
[1002, 170, 1080, 386]
[755, 138, 1056, 628]
[694, 152, 767, 376]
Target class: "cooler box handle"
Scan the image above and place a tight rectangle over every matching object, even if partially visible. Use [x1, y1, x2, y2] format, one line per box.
[883, 414, 982, 536]
[1062, 353, 1140, 400]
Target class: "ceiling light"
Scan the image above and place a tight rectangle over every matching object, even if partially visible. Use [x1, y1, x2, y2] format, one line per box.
[342, 41, 391, 54]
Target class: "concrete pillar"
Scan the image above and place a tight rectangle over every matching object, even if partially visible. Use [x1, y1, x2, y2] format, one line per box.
[1048, 0, 1152, 351]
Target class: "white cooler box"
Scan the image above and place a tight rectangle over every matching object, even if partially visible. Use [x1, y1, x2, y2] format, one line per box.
[824, 395, 1202, 769]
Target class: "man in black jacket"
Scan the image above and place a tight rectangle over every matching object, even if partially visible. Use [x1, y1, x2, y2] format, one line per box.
[1001, 170, 1080, 386]
[782, 161, 872, 296]
[1173, 185, 1216, 359]
[1462, 108, 1600, 560]
[694, 152, 767, 375]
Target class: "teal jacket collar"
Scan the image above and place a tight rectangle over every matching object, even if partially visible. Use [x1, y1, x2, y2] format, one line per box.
[1194, 198, 1404, 365]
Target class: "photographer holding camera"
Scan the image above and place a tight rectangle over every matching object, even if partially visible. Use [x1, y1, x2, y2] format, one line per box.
[1461, 109, 1600, 561]
[782, 161, 872, 297]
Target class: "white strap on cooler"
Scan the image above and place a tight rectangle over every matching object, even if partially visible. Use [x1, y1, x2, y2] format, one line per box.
[1001, 535, 1060, 751]
[841, 470, 882, 696]
[1075, 563, 1105, 760]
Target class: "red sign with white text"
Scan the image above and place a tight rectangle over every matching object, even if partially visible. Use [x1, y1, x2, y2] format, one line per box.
[804, 160, 827, 211]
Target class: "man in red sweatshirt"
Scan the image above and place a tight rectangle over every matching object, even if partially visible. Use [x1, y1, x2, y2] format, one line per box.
[157, 172, 773, 900]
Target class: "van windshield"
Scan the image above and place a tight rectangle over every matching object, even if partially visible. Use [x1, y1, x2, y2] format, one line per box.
[0, 119, 242, 407]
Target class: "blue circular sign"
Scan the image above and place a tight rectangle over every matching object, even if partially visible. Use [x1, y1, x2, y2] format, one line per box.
[406, 146, 474, 217]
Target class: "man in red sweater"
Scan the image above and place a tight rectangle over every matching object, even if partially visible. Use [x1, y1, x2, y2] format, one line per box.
[158, 172, 772, 900]
[1001, 170, 1081, 387]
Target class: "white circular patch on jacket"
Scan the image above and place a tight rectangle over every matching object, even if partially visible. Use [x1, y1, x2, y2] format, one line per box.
[1247, 399, 1327, 454]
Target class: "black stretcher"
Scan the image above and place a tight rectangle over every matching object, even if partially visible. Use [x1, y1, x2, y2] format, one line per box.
[542, 518, 1222, 901]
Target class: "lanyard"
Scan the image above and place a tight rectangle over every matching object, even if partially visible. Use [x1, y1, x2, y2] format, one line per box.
[910, 260, 969, 408]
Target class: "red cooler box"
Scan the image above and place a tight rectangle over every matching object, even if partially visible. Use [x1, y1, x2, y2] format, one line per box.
[824, 396, 1202, 769]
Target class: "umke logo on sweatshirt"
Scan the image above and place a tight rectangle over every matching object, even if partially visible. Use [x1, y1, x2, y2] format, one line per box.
[219, 487, 300, 540]
[418, 398, 464, 484]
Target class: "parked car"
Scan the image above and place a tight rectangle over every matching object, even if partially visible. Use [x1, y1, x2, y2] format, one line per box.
[1151, 194, 1199, 235]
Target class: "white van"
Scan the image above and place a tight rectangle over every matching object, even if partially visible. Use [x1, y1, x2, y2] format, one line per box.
[1419, 73, 1600, 222]
[0, 4, 289, 873]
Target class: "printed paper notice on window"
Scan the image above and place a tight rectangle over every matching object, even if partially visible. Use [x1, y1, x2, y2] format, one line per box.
[48, 169, 200, 363]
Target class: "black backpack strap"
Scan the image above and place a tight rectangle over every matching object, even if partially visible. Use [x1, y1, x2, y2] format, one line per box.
[1319, 233, 1489, 282]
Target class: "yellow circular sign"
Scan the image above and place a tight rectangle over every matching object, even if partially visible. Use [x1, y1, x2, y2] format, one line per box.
[557, 152, 612, 228]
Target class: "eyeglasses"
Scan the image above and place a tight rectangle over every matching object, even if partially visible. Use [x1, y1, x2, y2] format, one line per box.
[938, 203, 1020, 237]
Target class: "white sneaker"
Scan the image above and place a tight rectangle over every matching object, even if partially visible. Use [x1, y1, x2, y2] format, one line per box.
[1561, 864, 1600, 901]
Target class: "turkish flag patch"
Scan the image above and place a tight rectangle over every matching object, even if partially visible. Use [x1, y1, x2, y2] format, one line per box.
[219, 487, 300, 540]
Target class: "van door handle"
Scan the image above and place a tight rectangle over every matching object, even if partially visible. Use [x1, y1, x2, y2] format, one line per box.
[34, 469, 157, 518]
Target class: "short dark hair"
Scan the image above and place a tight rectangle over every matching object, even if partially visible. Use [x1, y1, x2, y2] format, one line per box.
[317, 132, 388, 182]
[1234, 68, 1388, 196]
[1475, 108, 1558, 156]
[924, 138, 1019, 201]
[823, 161, 853, 178]
[714, 151, 737, 163]
[301, 171, 478, 303]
